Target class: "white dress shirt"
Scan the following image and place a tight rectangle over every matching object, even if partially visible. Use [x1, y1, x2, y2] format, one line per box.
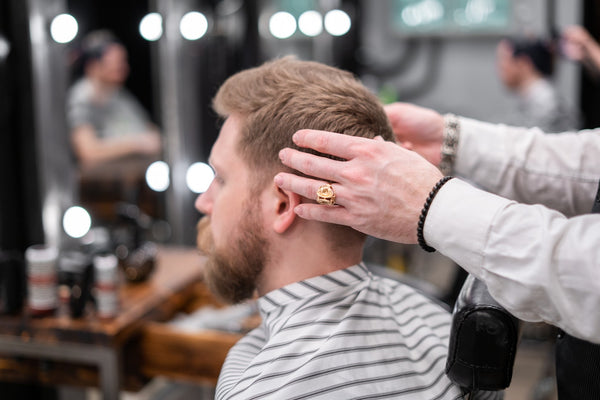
[424, 117, 600, 344]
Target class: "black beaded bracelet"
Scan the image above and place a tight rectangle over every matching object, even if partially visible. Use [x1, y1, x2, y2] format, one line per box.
[417, 176, 454, 252]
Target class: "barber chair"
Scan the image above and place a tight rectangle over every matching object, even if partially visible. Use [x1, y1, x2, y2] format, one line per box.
[367, 265, 520, 396]
[446, 274, 521, 394]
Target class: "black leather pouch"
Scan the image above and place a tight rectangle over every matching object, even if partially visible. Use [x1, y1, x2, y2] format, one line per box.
[445, 274, 521, 391]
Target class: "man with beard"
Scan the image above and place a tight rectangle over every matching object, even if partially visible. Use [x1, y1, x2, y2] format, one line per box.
[195, 57, 485, 399]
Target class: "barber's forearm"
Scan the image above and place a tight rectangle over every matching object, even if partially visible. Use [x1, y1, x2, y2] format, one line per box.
[424, 179, 600, 343]
[76, 137, 141, 165]
[453, 117, 599, 216]
[584, 38, 600, 72]
[424, 178, 510, 270]
[73, 126, 161, 166]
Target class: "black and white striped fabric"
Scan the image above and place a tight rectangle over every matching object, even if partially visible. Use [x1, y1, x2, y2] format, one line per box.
[215, 264, 468, 399]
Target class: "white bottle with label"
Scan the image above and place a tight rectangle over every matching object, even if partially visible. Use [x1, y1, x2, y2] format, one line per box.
[94, 253, 120, 319]
[25, 244, 59, 317]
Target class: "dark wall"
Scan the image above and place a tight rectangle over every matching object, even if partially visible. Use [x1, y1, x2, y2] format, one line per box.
[0, 0, 44, 252]
[581, 0, 600, 129]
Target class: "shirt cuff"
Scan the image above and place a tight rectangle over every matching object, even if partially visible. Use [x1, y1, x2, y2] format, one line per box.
[423, 178, 513, 274]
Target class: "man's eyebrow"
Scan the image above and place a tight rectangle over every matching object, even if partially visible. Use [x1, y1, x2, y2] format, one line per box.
[208, 156, 221, 173]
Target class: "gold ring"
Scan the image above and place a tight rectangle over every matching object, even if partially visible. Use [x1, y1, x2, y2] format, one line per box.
[316, 184, 336, 206]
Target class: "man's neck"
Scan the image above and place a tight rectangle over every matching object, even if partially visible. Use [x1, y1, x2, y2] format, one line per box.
[517, 72, 544, 95]
[256, 224, 363, 296]
[88, 76, 119, 101]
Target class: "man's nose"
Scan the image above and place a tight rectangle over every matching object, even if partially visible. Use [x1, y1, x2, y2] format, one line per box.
[195, 192, 212, 215]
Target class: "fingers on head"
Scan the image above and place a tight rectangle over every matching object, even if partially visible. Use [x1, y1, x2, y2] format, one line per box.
[294, 203, 349, 225]
[294, 129, 365, 160]
[275, 173, 336, 202]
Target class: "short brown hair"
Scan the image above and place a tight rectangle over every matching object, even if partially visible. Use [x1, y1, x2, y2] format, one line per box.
[213, 56, 394, 182]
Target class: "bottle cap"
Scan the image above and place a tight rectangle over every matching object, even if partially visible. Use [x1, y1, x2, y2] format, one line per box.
[94, 253, 118, 283]
[25, 244, 58, 264]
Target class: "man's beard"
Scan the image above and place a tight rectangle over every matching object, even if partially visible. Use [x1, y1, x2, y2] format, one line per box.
[196, 203, 268, 304]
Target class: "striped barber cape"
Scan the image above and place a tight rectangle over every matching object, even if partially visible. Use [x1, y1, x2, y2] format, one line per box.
[216, 264, 479, 399]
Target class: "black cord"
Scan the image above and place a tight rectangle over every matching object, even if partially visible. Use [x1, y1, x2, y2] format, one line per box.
[417, 176, 454, 252]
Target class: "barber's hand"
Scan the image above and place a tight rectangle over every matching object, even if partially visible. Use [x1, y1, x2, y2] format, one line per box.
[562, 25, 600, 73]
[274, 130, 443, 244]
[384, 102, 444, 166]
[562, 25, 596, 62]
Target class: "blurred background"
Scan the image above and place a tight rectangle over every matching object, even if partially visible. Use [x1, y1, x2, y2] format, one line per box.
[1, 0, 596, 252]
[1, 0, 598, 399]
[0, 0, 599, 252]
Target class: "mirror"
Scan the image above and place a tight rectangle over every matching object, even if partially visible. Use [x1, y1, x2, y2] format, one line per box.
[65, 0, 164, 230]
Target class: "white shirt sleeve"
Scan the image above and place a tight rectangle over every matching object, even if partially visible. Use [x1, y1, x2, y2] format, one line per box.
[425, 178, 600, 344]
[453, 117, 600, 217]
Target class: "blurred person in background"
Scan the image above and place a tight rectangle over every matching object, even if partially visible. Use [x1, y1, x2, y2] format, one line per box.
[496, 35, 579, 132]
[67, 30, 163, 220]
[67, 30, 161, 167]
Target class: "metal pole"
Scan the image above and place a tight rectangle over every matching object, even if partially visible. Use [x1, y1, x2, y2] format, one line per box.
[155, 0, 205, 245]
[26, 0, 75, 249]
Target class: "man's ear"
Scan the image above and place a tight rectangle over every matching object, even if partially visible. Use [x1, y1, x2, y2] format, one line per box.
[272, 184, 301, 234]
